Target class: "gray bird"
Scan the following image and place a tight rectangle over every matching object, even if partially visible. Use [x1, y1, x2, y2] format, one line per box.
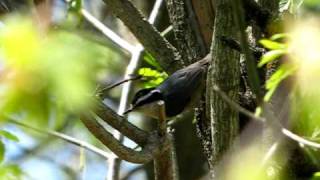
[124, 54, 211, 119]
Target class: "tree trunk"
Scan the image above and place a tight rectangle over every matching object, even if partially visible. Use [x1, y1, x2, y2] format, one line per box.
[206, 0, 240, 177]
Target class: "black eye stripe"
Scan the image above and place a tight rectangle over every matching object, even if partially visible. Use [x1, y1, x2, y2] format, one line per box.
[135, 90, 163, 107]
[132, 88, 155, 104]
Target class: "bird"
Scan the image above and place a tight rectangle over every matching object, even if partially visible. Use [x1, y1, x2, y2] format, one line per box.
[124, 54, 211, 119]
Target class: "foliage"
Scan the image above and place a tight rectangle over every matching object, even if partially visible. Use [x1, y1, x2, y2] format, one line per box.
[138, 67, 167, 88]
[258, 34, 294, 102]
[0, 16, 113, 126]
[0, 164, 22, 180]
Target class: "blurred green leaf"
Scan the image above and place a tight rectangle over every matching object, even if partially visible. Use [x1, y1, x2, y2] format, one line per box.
[0, 130, 19, 142]
[263, 86, 277, 102]
[270, 33, 291, 41]
[258, 49, 286, 67]
[264, 64, 297, 101]
[259, 39, 287, 50]
[143, 52, 163, 71]
[312, 172, 320, 180]
[0, 141, 4, 163]
[0, 164, 22, 180]
[0, 17, 115, 126]
[67, 0, 82, 12]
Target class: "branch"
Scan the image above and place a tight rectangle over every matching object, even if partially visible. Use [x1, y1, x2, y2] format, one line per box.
[153, 101, 178, 180]
[80, 113, 157, 164]
[98, 75, 142, 99]
[101, 0, 183, 73]
[80, 9, 136, 53]
[213, 85, 320, 149]
[231, 0, 262, 99]
[93, 101, 149, 146]
[7, 118, 113, 160]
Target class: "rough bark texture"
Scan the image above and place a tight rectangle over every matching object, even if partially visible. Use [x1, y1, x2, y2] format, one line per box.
[207, 0, 240, 176]
[154, 134, 178, 180]
[165, 0, 212, 179]
[166, 0, 208, 64]
[102, 0, 183, 73]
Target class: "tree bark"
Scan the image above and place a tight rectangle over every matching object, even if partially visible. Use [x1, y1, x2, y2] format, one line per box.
[206, 0, 240, 177]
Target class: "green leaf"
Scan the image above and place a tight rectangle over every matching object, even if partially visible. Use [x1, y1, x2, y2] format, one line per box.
[68, 0, 82, 12]
[312, 172, 320, 180]
[259, 39, 287, 50]
[264, 64, 297, 101]
[263, 86, 277, 102]
[143, 52, 163, 71]
[0, 141, 4, 163]
[266, 65, 296, 90]
[0, 130, 19, 142]
[270, 33, 291, 41]
[138, 68, 168, 88]
[258, 49, 286, 67]
[0, 164, 23, 179]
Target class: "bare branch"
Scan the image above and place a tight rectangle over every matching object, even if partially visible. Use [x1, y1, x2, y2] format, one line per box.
[80, 9, 136, 53]
[282, 129, 320, 149]
[153, 101, 178, 180]
[213, 85, 320, 149]
[98, 75, 142, 98]
[101, 0, 183, 73]
[80, 113, 156, 164]
[157, 101, 167, 136]
[212, 85, 265, 122]
[7, 118, 113, 160]
[231, 0, 262, 99]
[93, 101, 149, 146]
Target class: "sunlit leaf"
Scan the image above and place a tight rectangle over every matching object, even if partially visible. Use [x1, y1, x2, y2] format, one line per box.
[143, 52, 163, 71]
[270, 33, 291, 41]
[312, 172, 320, 180]
[264, 64, 297, 101]
[263, 86, 277, 102]
[0, 130, 19, 142]
[266, 64, 296, 90]
[258, 49, 287, 67]
[138, 67, 167, 88]
[259, 39, 287, 50]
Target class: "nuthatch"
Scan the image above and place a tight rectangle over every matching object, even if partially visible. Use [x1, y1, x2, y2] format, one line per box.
[124, 54, 211, 119]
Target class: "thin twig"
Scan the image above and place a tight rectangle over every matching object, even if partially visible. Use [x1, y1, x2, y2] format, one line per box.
[80, 9, 136, 53]
[282, 129, 320, 149]
[212, 85, 265, 122]
[7, 118, 114, 160]
[100, 75, 141, 92]
[213, 85, 320, 149]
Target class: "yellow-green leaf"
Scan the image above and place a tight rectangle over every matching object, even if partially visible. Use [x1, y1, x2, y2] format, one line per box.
[0, 130, 19, 142]
[259, 39, 287, 50]
[258, 49, 286, 67]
